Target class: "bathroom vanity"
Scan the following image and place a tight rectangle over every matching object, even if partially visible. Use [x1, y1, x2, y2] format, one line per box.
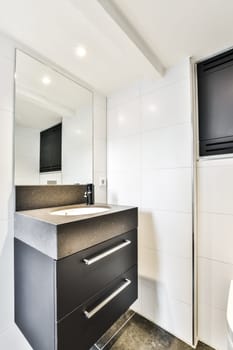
[14, 187, 138, 350]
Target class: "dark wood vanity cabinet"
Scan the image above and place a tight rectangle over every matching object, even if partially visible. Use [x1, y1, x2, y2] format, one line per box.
[15, 229, 138, 350]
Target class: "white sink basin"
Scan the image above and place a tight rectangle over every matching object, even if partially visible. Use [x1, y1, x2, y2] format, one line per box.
[50, 206, 110, 216]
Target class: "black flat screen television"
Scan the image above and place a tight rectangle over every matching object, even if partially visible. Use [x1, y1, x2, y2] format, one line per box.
[40, 123, 62, 173]
[198, 48, 233, 156]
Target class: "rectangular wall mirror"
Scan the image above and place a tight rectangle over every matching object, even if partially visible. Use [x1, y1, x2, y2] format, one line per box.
[14, 49, 93, 185]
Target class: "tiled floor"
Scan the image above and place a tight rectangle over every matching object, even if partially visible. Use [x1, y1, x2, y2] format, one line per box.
[109, 313, 214, 350]
[0, 312, 214, 350]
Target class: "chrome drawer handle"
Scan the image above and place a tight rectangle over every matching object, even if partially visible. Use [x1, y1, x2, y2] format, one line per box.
[82, 239, 131, 265]
[83, 278, 131, 319]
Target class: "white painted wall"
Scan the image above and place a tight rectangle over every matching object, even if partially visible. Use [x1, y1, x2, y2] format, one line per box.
[15, 125, 40, 185]
[197, 158, 233, 350]
[0, 31, 107, 348]
[107, 59, 193, 345]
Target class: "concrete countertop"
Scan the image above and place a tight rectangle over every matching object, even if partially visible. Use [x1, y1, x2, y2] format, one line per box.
[15, 203, 138, 260]
[15, 203, 135, 226]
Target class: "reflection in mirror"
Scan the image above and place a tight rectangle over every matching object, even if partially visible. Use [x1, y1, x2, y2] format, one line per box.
[14, 50, 93, 185]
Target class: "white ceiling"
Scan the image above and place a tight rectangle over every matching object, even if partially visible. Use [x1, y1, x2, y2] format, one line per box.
[111, 0, 233, 67]
[0, 0, 156, 94]
[0, 0, 233, 94]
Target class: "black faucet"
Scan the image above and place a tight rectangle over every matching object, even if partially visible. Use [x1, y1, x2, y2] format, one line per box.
[84, 183, 95, 205]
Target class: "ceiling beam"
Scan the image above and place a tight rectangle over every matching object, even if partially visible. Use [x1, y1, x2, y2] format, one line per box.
[97, 0, 165, 76]
[16, 85, 75, 117]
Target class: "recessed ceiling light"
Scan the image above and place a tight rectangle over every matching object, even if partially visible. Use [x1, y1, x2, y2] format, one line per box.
[76, 46, 87, 58]
[148, 104, 157, 112]
[118, 114, 125, 124]
[42, 76, 51, 85]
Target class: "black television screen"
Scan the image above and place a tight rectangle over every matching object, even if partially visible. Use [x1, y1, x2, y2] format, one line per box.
[40, 123, 62, 173]
[198, 49, 233, 156]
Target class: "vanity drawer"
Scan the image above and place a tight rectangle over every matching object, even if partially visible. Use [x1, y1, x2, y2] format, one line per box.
[56, 229, 137, 320]
[57, 266, 137, 350]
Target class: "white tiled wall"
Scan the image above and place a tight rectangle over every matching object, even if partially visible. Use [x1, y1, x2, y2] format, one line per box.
[107, 59, 193, 345]
[0, 33, 15, 340]
[94, 92, 107, 203]
[0, 31, 107, 348]
[198, 158, 233, 350]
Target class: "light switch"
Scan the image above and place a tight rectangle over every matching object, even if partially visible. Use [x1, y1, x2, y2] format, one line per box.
[99, 177, 106, 187]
